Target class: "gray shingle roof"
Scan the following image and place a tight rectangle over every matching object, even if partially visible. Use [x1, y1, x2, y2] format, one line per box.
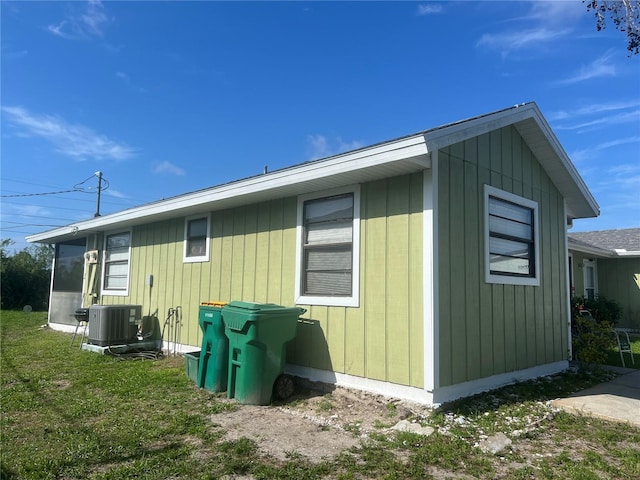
[568, 228, 640, 253]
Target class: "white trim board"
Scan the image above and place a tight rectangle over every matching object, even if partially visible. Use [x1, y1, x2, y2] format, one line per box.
[286, 361, 568, 406]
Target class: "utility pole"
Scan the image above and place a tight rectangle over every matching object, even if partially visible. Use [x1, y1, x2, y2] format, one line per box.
[94, 171, 102, 217]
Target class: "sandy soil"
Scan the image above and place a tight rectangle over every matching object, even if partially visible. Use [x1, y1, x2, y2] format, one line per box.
[209, 383, 433, 463]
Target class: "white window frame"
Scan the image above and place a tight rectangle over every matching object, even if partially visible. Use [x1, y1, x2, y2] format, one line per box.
[183, 214, 211, 263]
[484, 185, 540, 286]
[583, 258, 597, 300]
[101, 230, 132, 296]
[295, 185, 361, 307]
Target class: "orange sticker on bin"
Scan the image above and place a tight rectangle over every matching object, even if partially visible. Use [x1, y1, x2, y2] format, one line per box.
[201, 301, 227, 307]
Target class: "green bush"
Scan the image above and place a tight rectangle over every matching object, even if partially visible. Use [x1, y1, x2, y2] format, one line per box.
[571, 295, 622, 325]
[571, 309, 616, 365]
[571, 295, 621, 365]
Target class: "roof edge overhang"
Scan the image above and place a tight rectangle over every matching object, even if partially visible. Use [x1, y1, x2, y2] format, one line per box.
[27, 134, 430, 244]
[568, 239, 615, 258]
[568, 239, 640, 258]
[423, 102, 599, 221]
[27, 103, 599, 245]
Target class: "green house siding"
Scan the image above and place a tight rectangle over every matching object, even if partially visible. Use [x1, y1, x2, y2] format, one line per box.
[437, 126, 569, 388]
[102, 172, 424, 389]
[598, 258, 640, 328]
[293, 173, 424, 388]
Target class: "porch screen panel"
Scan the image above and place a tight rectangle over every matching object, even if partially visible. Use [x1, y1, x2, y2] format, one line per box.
[52, 239, 86, 292]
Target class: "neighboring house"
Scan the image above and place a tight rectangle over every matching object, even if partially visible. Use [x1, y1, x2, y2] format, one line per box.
[27, 102, 599, 405]
[568, 228, 640, 329]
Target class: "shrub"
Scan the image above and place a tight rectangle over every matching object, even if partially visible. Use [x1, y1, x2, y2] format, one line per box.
[572, 295, 622, 325]
[571, 296, 620, 365]
[571, 314, 616, 364]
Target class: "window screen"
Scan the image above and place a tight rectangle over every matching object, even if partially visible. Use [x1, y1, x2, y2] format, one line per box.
[104, 232, 130, 290]
[302, 194, 354, 296]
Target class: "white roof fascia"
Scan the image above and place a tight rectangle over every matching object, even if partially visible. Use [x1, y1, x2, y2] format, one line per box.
[567, 241, 613, 258]
[525, 106, 599, 218]
[613, 250, 640, 257]
[27, 135, 429, 244]
[422, 103, 537, 150]
[423, 103, 599, 220]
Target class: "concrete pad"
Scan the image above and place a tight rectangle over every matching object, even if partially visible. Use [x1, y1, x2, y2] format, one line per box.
[552, 370, 640, 427]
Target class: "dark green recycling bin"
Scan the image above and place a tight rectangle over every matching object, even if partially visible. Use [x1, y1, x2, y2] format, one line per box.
[223, 301, 306, 405]
[197, 302, 228, 392]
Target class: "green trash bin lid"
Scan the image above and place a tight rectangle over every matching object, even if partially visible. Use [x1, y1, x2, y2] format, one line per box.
[222, 301, 306, 331]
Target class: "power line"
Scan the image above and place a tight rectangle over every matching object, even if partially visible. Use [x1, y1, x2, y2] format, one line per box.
[0, 213, 75, 222]
[1, 200, 94, 213]
[0, 189, 82, 198]
[2, 221, 65, 228]
[0, 173, 108, 198]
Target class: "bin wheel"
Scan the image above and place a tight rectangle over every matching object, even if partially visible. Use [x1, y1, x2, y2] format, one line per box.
[274, 374, 295, 400]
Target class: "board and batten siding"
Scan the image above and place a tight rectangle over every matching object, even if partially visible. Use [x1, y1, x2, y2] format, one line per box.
[102, 172, 424, 389]
[598, 258, 640, 328]
[437, 125, 568, 388]
[292, 174, 424, 388]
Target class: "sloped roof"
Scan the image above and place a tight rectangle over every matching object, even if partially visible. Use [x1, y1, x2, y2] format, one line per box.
[568, 228, 640, 257]
[27, 102, 599, 244]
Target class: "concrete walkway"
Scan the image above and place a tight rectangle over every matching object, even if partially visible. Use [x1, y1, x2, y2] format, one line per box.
[552, 369, 640, 427]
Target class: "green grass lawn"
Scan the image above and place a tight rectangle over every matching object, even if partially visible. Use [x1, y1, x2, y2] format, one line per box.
[2, 310, 639, 479]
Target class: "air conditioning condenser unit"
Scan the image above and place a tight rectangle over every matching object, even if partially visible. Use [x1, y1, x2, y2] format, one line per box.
[87, 305, 142, 347]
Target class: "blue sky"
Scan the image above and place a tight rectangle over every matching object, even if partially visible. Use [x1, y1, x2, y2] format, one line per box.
[2, 1, 639, 252]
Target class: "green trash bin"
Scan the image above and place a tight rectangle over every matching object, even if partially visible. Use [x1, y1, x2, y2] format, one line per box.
[223, 301, 306, 405]
[197, 302, 228, 392]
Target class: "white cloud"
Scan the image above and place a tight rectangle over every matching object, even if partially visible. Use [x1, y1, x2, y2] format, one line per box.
[570, 136, 640, 163]
[82, 0, 110, 37]
[104, 188, 129, 199]
[416, 4, 443, 16]
[476, 27, 569, 55]
[306, 135, 364, 160]
[555, 51, 617, 85]
[527, 1, 585, 25]
[475, 1, 583, 57]
[549, 99, 640, 121]
[556, 109, 640, 131]
[116, 71, 128, 81]
[153, 161, 186, 176]
[48, 0, 111, 40]
[1, 105, 135, 161]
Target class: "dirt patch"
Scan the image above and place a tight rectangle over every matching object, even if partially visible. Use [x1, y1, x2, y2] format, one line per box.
[209, 384, 434, 463]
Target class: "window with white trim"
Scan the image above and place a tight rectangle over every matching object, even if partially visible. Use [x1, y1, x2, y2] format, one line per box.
[183, 215, 210, 263]
[484, 185, 539, 286]
[102, 231, 131, 295]
[295, 186, 360, 307]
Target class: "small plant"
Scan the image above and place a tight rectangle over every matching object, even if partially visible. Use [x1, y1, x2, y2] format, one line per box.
[373, 419, 395, 429]
[317, 396, 334, 412]
[386, 402, 397, 417]
[343, 422, 361, 436]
